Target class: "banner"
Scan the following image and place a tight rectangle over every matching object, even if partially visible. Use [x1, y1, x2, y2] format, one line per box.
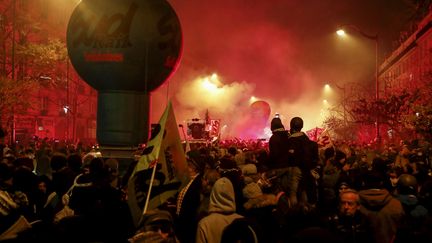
[128, 101, 188, 227]
[316, 129, 334, 151]
[305, 127, 324, 141]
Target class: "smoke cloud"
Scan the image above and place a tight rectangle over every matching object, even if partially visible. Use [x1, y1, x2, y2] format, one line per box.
[149, 0, 410, 139]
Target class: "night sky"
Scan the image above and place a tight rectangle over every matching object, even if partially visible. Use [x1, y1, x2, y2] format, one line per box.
[55, 0, 418, 139]
[149, 0, 415, 138]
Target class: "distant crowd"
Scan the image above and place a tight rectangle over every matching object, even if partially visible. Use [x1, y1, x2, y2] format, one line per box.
[1, 120, 432, 242]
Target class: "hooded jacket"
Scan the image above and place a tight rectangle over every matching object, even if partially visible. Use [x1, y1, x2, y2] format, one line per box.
[196, 177, 243, 243]
[359, 188, 404, 243]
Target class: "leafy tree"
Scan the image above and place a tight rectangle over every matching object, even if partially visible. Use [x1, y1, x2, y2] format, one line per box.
[345, 89, 416, 142]
[401, 82, 432, 139]
[16, 38, 68, 87]
[0, 76, 38, 121]
[323, 114, 358, 141]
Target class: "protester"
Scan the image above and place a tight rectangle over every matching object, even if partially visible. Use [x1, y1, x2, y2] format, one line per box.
[358, 170, 404, 243]
[286, 117, 319, 206]
[175, 156, 205, 243]
[268, 116, 290, 170]
[197, 169, 220, 221]
[196, 177, 244, 243]
[129, 209, 179, 243]
[325, 189, 374, 243]
[1, 125, 432, 242]
[394, 174, 429, 243]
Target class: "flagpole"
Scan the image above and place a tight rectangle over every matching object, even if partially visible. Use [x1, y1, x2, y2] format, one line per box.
[139, 160, 158, 225]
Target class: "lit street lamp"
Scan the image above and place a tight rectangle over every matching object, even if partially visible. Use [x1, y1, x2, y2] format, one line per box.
[336, 25, 380, 142]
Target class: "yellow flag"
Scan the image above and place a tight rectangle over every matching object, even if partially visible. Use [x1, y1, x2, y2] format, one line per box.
[128, 101, 188, 227]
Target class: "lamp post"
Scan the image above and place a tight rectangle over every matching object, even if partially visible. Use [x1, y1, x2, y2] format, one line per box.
[336, 25, 380, 143]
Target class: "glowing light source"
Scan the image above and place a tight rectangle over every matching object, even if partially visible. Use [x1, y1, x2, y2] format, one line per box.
[210, 73, 218, 81]
[336, 29, 346, 36]
[199, 73, 224, 95]
[324, 84, 332, 93]
[250, 96, 257, 103]
[63, 105, 70, 114]
[202, 78, 218, 92]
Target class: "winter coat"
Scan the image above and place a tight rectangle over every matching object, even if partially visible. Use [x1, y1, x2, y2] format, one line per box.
[268, 129, 290, 170]
[359, 188, 404, 243]
[175, 173, 202, 243]
[196, 177, 243, 243]
[243, 193, 278, 243]
[326, 211, 375, 243]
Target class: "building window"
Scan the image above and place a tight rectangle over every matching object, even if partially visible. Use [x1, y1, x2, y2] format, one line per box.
[42, 97, 48, 110]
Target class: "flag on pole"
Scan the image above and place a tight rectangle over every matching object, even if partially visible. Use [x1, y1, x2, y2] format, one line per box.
[127, 101, 188, 227]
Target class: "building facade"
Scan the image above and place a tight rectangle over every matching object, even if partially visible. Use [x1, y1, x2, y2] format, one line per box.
[0, 0, 97, 145]
[379, 9, 432, 96]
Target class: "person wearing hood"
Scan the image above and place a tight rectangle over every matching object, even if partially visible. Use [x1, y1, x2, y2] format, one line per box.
[196, 177, 244, 243]
[358, 170, 404, 243]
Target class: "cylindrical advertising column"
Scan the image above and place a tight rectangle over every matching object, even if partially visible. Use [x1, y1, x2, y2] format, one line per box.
[66, 0, 182, 148]
[97, 91, 150, 146]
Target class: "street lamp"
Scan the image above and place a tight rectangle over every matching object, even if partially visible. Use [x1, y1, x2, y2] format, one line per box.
[336, 24, 380, 142]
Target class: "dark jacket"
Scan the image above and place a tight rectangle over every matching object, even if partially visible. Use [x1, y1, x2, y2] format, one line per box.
[326, 211, 375, 243]
[175, 173, 203, 243]
[243, 194, 278, 243]
[268, 129, 290, 170]
[359, 188, 404, 243]
[394, 194, 429, 243]
[286, 132, 318, 171]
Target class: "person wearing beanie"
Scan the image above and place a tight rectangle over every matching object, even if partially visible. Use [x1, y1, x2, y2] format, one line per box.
[196, 177, 244, 243]
[268, 117, 290, 170]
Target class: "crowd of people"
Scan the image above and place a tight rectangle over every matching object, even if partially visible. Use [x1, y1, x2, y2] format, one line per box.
[1, 119, 432, 242]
